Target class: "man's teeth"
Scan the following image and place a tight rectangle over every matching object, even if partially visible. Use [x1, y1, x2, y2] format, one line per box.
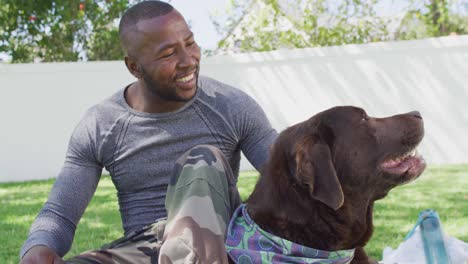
[176, 74, 194, 82]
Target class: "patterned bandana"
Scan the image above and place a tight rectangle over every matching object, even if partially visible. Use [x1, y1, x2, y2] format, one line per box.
[225, 204, 355, 264]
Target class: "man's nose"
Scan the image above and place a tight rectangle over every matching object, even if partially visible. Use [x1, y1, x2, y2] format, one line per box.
[177, 48, 197, 68]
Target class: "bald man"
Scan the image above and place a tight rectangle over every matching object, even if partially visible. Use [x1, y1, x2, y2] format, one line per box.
[20, 1, 277, 263]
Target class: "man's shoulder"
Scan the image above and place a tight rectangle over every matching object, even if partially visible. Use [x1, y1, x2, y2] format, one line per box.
[198, 76, 251, 103]
[86, 88, 127, 117]
[77, 88, 129, 130]
[196, 76, 265, 120]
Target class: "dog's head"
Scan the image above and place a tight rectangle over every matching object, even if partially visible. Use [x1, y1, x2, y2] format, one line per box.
[270, 106, 426, 210]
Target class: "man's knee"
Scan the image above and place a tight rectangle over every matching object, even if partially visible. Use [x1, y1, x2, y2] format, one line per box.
[166, 144, 240, 225]
[171, 145, 229, 185]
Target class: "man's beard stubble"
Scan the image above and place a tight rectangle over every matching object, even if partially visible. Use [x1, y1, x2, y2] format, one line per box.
[141, 66, 199, 103]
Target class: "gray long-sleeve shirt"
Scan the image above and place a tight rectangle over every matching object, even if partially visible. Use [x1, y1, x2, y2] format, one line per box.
[20, 76, 278, 258]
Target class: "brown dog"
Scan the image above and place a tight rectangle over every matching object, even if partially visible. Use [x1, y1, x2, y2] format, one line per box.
[246, 106, 426, 264]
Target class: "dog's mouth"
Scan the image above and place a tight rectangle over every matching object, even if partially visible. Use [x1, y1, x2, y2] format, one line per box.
[380, 147, 426, 179]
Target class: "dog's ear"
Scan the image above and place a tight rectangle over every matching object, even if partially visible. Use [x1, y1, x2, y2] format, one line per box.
[293, 124, 344, 210]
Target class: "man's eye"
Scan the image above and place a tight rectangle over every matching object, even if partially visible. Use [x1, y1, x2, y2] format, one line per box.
[187, 41, 195, 46]
[160, 52, 174, 58]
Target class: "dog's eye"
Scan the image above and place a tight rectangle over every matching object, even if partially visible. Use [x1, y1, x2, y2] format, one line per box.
[361, 116, 369, 122]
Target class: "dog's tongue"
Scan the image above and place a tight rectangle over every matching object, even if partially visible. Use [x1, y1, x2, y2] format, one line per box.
[381, 156, 422, 175]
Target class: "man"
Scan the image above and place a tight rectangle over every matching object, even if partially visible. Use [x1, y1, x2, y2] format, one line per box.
[20, 1, 277, 263]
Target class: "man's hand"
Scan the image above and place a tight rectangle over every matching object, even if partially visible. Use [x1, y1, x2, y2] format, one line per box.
[20, 246, 64, 264]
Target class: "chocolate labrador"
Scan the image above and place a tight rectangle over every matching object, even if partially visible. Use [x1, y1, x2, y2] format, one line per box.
[231, 106, 426, 264]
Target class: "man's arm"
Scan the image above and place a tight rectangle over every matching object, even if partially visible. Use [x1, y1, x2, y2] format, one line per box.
[20, 245, 64, 264]
[20, 111, 103, 261]
[234, 91, 278, 170]
[20, 164, 102, 259]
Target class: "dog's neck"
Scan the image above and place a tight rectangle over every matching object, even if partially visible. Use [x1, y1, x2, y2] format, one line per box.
[247, 170, 375, 251]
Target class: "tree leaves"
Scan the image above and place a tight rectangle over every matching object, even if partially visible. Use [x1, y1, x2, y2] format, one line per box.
[213, 0, 468, 53]
[0, 0, 129, 63]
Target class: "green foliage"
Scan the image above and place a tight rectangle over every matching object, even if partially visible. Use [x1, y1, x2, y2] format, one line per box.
[213, 0, 468, 52]
[214, 0, 391, 52]
[0, 164, 467, 263]
[0, 0, 129, 63]
[397, 0, 468, 40]
[87, 27, 124, 61]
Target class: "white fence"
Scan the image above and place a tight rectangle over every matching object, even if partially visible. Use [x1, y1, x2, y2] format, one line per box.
[0, 35, 467, 182]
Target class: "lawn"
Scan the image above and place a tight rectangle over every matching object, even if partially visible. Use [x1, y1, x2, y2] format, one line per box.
[1, 164, 467, 263]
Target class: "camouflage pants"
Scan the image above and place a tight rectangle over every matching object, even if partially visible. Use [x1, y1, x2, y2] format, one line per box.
[66, 145, 241, 264]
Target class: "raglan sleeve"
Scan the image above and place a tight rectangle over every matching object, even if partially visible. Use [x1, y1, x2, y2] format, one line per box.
[234, 90, 278, 171]
[20, 109, 103, 259]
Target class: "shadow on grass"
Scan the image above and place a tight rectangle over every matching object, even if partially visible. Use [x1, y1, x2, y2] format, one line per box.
[1, 164, 467, 263]
[0, 177, 122, 263]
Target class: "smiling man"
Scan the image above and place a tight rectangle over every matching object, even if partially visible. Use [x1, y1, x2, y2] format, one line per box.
[122, 5, 201, 113]
[20, 1, 277, 264]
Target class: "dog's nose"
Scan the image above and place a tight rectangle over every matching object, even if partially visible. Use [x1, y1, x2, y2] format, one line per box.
[408, 111, 422, 119]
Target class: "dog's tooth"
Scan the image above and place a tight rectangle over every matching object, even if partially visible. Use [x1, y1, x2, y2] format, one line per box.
[402, 149, 416, 159]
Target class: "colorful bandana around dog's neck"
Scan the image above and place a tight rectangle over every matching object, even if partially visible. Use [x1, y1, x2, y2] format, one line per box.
[225, 204, 355, 264]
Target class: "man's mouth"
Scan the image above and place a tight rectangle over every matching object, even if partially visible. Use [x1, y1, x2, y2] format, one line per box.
[175, 73, 195, 83]
[381, 147, 426, 177]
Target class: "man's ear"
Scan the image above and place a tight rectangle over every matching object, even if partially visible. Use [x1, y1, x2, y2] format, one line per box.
[293, 134, 344, 210]
[125, 56, 142, 79]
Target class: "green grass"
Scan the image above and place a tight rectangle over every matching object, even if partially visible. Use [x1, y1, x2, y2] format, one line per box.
[1, 164, 467, 263]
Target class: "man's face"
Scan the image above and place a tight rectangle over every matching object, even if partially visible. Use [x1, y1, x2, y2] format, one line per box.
[128, 11, 201, 103]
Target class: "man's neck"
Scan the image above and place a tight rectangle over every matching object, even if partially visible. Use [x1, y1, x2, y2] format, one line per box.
[125, 82, 187, 113]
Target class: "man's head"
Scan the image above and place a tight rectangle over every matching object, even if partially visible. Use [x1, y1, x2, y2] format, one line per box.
[119, 1, 201, 105]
